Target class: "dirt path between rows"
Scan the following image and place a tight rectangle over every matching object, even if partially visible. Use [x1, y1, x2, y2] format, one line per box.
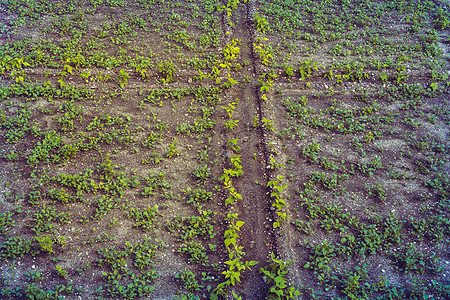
[221, 0, 276, 297]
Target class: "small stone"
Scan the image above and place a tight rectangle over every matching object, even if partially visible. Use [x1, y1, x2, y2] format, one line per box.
[32, 265, 36, 269]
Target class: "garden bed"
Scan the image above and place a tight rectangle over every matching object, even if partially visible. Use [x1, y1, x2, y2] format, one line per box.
[0, 0, 449, 299]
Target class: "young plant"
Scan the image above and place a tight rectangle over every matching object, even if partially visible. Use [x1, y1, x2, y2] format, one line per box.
[117, 69, 130, 88]
[267, 175, 289, 228]
[259, 252, 302, 299]
[156, 60, 177, 83]
[166, 139, 181, 158]
[175, 268, 202, 292]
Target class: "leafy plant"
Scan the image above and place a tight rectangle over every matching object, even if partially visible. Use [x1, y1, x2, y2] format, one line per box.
[254, 12, 269, 33]
[178, 241, 209, 265]
[157, 60, 177, 83]
[128, 204, 160, 231]
[0, 236, 34, 260]
[221, 254, 258, 287]
[259, 252, 302, 299]
[221, 39, 241, 63]
[224, 119, 239, 131]
[175, 268, 202, 292]
[185, 188, 213, 208]
[55, 265, 67, 278]
[366, 183, 387, 202]
[0, 212, 15, 235]
[292, 219, 314, 235]
[34, 235, 57, 254]
[24, 269, 43, 282]
[267, 175, 289, 228]
[298, 59, 321, 82]
[117, 69, 130, 88]
[193, 165, 211, 184]
[227, 138, 241, 152]
[166, 138, 181, 158]
[166, 210, 216, 241]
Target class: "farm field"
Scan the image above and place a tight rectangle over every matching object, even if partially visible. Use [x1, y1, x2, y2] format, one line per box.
[0, 0, 449, 299]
